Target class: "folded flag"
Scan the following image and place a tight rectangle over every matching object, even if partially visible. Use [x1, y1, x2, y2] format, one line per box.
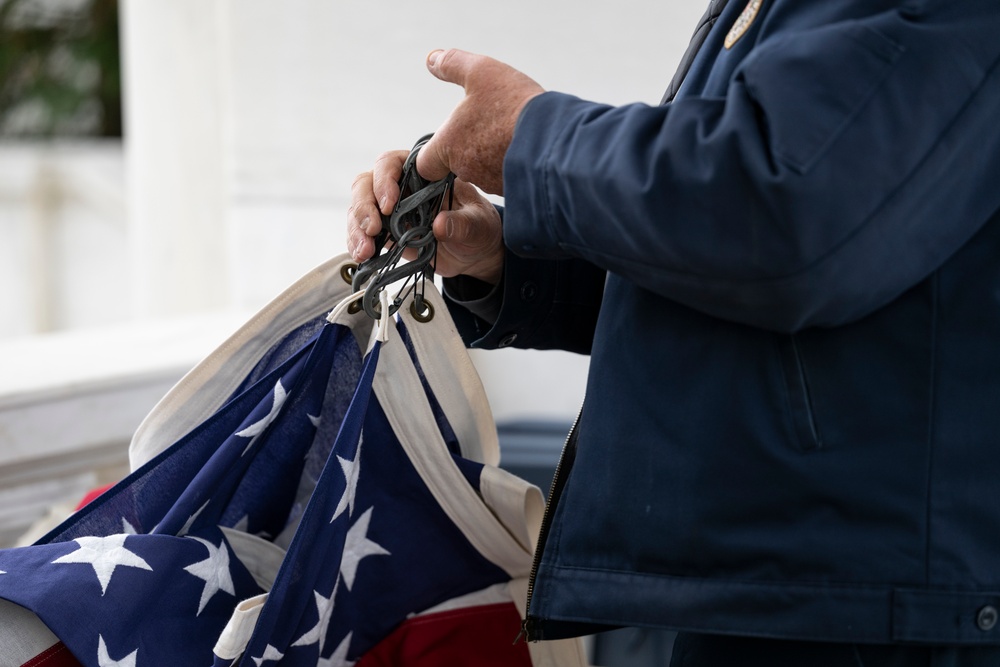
[0, 257, 585, 667]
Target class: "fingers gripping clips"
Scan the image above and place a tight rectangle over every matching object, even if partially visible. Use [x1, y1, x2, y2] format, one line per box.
[352, 134, 455, 321]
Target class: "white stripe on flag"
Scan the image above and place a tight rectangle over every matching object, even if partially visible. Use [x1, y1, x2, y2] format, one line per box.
[0, 597, 60, 664]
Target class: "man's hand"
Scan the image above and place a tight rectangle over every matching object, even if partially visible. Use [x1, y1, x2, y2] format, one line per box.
[416, 49, 544, 195]
[347, 151, 504, 285]
[347, 149, 408, 266]
[429, 179, 504, 284]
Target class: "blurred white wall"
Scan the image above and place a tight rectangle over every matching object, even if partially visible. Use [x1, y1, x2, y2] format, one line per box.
[0, 142, 127, 338]
[118, 0, 704, 421]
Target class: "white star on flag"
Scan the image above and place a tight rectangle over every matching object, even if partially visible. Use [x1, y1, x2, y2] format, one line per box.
[253, 644, 285, 666]
[331, 435, 363, 523]
[52, 534, 152, 596]
[98, 635, 138, 667]
[183, 536, 236, 615]
[121, 517, 138, 535]
[318, 632, 355, 667]
[340, 507, 389, 591]
[292, 579, 339, 653]
[177, 499, 211, 537]
[237, 380, 289, 454]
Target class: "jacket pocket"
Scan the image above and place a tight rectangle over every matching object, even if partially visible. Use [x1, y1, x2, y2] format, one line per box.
[776, 334, 823, 451]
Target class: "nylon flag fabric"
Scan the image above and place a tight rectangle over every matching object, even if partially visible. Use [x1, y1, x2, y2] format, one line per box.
[0, 254, 588, 667]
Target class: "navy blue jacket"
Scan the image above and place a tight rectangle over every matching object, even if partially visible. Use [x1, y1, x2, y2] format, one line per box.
[447, 0, 1000, 646]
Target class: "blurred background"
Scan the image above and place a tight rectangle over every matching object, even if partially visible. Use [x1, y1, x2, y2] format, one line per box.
[0, 0, 704, 662]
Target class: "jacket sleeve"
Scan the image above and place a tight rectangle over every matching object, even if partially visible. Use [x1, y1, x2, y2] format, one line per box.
[502, 2, 1000, 332]
[444, 247, 606, 354]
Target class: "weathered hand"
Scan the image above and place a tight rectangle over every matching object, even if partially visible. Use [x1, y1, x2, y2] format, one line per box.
[428, 179, 504, 284]
[415, 49, 545, 195]
[347, 151, 503, 284]
[347, 149, 408, 265]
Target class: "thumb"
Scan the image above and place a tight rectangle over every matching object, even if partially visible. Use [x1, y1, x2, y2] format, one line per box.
[435, 209, 487, 248]
[416, 49, 474, 181]
[425, 48, 473, 86]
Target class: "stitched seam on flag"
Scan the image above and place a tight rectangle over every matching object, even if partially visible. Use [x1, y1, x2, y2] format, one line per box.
[377, 321, 529, 572]
[406, 602, 519, 627]
[417, 581, 513, 616]
[374, 310, 532, 577]
[398, 286, 500, 467]
[22, 642, 80, 667]
[414, 592, 587, 667]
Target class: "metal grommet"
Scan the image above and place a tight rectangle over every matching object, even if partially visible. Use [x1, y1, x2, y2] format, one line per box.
[347, 299, 363, 314]
[520, 281, 538, 302]
[340, 263, 357, 285]
[410, 298, 434, 323]
[977, 605, 998, 631]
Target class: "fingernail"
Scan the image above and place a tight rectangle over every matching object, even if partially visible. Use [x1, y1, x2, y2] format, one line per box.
[445, 214, 455, 239]
[379, 195, 388, 212]
[360, 216, 370, 232]
[427, 49, 443, 67]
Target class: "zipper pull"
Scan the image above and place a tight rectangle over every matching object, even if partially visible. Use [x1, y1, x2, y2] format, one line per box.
[514, 616, 537, 644]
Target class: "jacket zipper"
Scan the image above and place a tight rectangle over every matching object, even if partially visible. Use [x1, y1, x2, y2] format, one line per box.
[516, 405, 583, 643]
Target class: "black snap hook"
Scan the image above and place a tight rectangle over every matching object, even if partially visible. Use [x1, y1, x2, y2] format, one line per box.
[350, 133, 454, 321]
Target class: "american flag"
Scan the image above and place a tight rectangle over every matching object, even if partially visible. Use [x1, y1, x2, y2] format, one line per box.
[0, 313, 537, 666]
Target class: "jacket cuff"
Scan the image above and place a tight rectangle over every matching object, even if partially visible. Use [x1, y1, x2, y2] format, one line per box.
[445, 249, 605, 355]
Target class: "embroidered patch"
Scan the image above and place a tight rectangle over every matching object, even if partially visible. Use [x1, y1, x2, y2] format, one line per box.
[724, 0, 763, 49]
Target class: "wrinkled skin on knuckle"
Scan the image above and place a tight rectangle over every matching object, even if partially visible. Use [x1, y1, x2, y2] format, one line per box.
[349, 174, 373, 204]
[346, 224, 364, 259]
[371, 150, 408, 209]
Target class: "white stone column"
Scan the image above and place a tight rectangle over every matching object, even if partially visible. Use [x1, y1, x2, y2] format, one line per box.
[120, 0, 231, 319]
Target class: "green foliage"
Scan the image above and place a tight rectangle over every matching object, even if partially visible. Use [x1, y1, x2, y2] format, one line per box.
[0, 0, 121, 137]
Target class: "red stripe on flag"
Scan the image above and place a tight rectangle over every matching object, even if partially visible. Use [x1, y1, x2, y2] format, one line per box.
[357, 602, 532, 666]
[21, 642, 83, 667]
